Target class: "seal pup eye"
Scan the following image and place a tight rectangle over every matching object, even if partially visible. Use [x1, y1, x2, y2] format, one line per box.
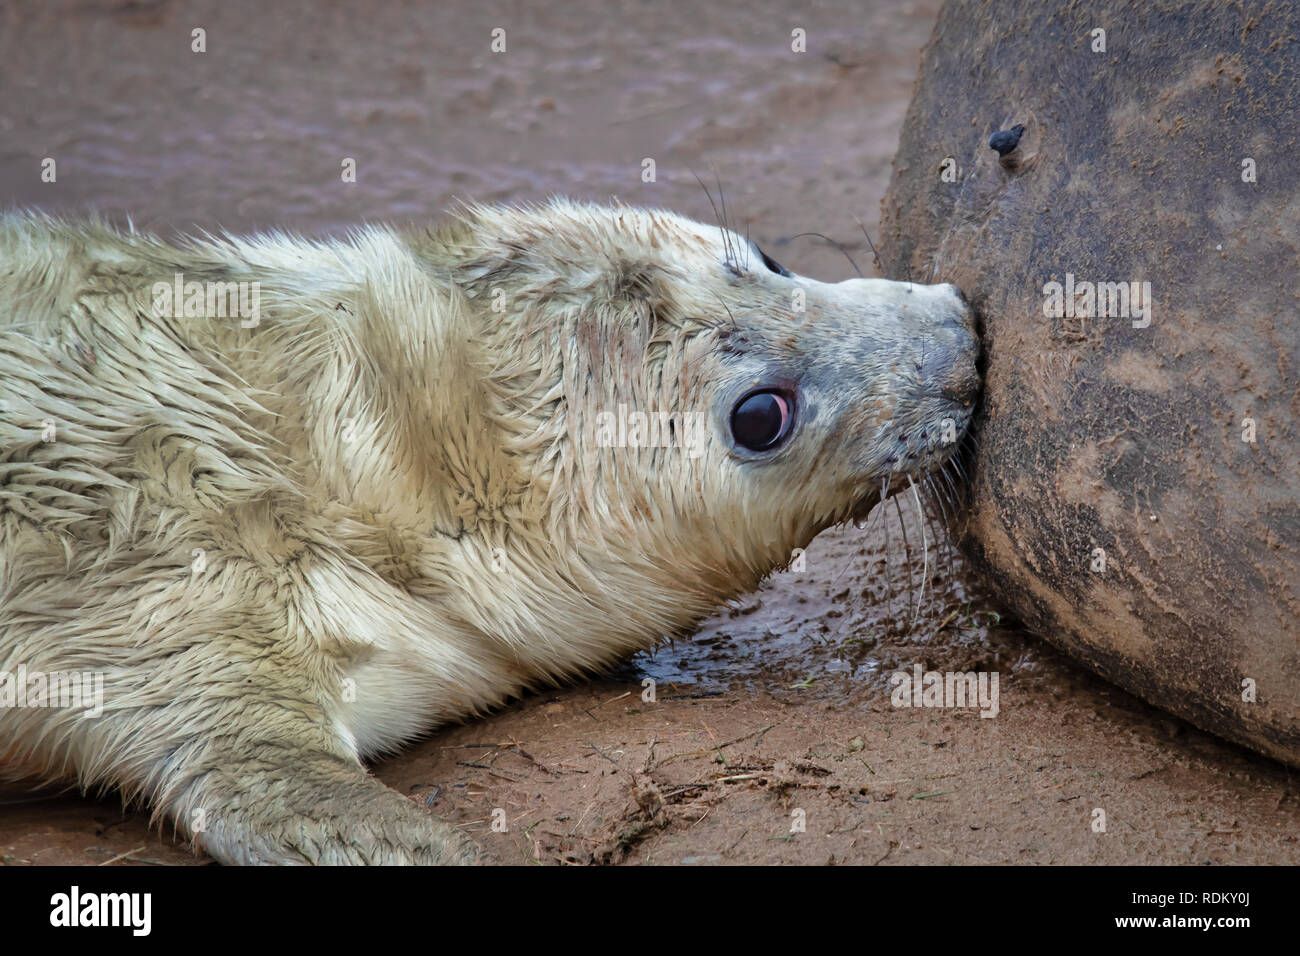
[731, 390, 794, 451]
[753, 244, 792, 278]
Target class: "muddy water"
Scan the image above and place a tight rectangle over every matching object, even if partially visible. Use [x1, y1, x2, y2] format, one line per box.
[2, 0, 1297, 866]
[628, 495, 1037, 698]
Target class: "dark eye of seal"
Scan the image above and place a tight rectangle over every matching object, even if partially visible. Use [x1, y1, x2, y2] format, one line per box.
[731, 390, 794, 451]
[754, 245, 792, 278]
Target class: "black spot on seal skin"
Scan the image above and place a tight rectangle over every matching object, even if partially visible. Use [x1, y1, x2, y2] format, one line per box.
[988, 124, 1025, 156]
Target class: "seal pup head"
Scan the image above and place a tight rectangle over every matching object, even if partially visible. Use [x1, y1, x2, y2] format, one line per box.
[421, 198, 977, 667]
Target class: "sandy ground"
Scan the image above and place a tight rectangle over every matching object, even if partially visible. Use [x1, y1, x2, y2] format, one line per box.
[0, 0, 1296, 865]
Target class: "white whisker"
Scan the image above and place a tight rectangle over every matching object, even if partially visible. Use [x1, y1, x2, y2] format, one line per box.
[908, 476, 929, 626]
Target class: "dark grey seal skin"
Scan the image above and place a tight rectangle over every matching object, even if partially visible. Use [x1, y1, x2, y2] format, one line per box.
[881, 0, 1300, 766]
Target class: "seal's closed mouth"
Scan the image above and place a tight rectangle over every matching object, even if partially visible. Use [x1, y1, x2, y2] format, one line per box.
[846, 404, 976, 532]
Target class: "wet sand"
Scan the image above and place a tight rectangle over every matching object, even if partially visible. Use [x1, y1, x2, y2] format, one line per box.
[0, 0, 1296, 865]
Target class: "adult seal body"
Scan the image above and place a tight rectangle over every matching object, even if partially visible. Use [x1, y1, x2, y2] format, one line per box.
[881, 1, 1300, 765]
[0, 199, 977, 863]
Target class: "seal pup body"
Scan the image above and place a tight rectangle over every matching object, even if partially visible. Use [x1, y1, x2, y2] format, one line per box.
[0, 199, 976, 863]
